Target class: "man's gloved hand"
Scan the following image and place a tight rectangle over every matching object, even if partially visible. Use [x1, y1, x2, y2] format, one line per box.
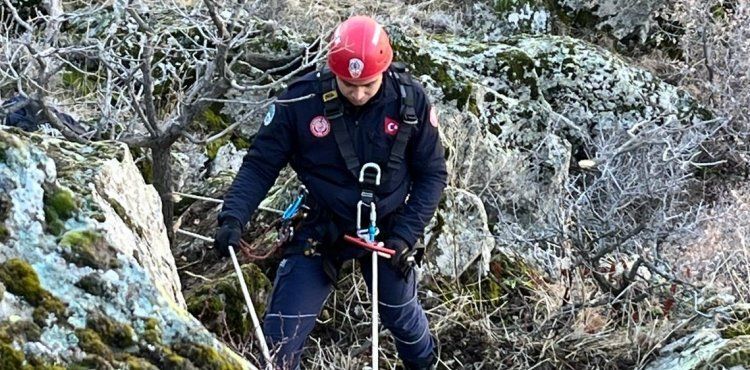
[214, 218, 242, 258]
[385, 238, 416, 278]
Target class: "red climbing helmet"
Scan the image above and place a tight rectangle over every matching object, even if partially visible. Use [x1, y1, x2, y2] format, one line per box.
[327, 16, 393, 83]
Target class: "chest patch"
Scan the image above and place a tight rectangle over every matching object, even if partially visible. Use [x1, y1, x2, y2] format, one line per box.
[384, 116, 399, 136]
[309, 116, 331, 138]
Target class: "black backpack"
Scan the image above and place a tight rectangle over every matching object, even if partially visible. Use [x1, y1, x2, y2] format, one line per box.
[2, 95, 85, 134]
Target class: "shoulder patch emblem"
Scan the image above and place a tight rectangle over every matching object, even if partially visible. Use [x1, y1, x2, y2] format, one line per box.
[384, 117, 399, 136]
[429, 106, 439, 128]
[309, 116, 331, 138]
[263, 104, 276, 126]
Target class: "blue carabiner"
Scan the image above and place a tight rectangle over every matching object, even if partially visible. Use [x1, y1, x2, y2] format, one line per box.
[282, 194, 304, 220]
[368, 225, 377, 242]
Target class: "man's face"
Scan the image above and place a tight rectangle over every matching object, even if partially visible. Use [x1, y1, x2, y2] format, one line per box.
[336, 74, 383, 106]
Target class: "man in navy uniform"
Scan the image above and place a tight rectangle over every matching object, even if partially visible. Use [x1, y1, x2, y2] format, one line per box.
[214, 15, 447, 370]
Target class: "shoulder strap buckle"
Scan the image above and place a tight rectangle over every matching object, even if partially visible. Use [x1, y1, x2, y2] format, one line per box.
[322, 90, 338, 102]
[402, 109, 418, 125]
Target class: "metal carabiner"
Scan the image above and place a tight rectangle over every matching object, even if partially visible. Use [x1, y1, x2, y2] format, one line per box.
[357, 163, 381, 242]
[359, 162, 382, 186]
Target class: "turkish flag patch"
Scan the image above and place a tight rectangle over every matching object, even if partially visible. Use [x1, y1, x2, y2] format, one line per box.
[384, 116, 399, 136]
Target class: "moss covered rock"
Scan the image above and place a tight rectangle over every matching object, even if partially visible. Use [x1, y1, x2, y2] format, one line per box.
[86, 311, 135, 349]
[0, 258, 45, 305]
[0, 128, 253, 368]
[0, 193, 11, 242]
[0, 320, 42, 343]
[74, 274, 108, 297]
[173, 342, 244, 370]
[44, 187, 78, 220]
[59, 230, 120, 270]
[186, 263, 271, 339]
[0, 343, 26, 369]
[75, 328, 114, 361]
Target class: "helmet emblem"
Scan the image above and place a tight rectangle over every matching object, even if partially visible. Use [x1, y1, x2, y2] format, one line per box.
[348, 58, 364, 79]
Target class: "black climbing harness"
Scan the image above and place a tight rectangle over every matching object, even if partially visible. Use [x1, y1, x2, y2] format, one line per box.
[317, 63, 420, 238]
[317, 62, 419, 186]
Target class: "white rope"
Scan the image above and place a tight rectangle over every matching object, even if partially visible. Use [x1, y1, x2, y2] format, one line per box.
[175, 228, 213, 242]
[171, 191, 284, 215]
[230, 246, 274, 369]
[176, 229, 272, 369]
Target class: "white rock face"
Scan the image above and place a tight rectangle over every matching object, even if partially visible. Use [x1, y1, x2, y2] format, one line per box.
[644, 304, 750, 370]
[561, 0, 668, 41]
[90, 148, 185, 308]
[0, 129, 252, 369]
[392, 33, 715, 282]
[424, 187, 495, 278]
[210, 142, 247, 177]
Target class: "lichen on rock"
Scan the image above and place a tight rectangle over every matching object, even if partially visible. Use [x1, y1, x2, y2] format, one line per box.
[0, 129, 254, 369]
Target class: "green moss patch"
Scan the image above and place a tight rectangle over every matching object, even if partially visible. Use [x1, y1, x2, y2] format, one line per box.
[0, 343, 25, 369]
[43, 187, 78, 236]
[70, 354, 111, 370]
[0, 141, 8, 164]
[122, 355, 159, 370]
[59, 230, 120, 270]
[75, 328, 113, 361]
[715, 343, 750, 368]
[0, 193, 11, 242]
[496, 49, 540, 99]
[0, 258, 45, 305]
[62, 68, 99, 96]
[45, 187, 78, 219]
[142, 318, 162, 345]
[0, 225, 9, 244]
[390, 32, 475, 110]
[205, 137, 229, 161]
[86, 311, 135, 349]
[32, 296, 68, 327]
[0, 320, 42, 343]
[723, 321, 750, 339]
[0, 259, 69, 327]
[173, 343, 242, 370]
[30, 364, 65, 370]
[185, 264, 270, 339]
[75, 313, 166, 369]
[138, 344, 197, 370]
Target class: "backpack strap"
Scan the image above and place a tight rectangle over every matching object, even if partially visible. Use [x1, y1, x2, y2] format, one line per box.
[318, 68, 361, 180]
[385, 63, 418, 175]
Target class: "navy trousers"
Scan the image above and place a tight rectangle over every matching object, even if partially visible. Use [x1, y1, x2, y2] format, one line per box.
[262, 249, 434, 369]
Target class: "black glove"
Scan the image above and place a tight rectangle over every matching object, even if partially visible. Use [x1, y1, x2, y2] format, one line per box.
[386, 238, 416, 278]
[214, 218, 242, 258]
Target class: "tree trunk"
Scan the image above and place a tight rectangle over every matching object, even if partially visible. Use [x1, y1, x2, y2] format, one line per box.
[151, 144, 174, 243]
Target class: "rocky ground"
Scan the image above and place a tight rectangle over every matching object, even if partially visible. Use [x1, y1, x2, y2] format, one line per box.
[1, 0, 749, 369]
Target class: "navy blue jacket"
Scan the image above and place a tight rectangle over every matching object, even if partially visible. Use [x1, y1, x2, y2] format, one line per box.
[218, 67, 447, 247]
